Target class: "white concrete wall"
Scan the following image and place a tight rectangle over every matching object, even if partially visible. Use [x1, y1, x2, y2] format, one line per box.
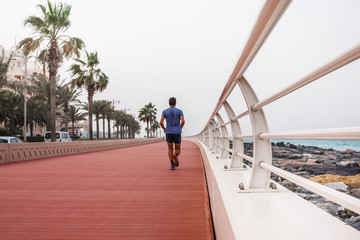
[189, 139, 360, 240]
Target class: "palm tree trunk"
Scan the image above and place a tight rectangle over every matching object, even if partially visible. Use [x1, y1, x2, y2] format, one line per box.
[96, 116, 100, 139]
[102, 117, 105, 138]
[42, 55, 46, 77]
[146, 120, 149, 138]
[30, 122, 34, 137]
[46, 103, 51, 130]
[9, 118, 15, 136]
[108, 118, 111, 138]
[72, 120, 75, 136]
[117, 125, 119, 138]
[88, 90, 94, 140]
[48, 41, 59, 142]
[64, 110, 69, 132]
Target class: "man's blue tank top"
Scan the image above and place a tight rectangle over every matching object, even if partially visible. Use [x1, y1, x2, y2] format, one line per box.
[162, 107, 184, 134]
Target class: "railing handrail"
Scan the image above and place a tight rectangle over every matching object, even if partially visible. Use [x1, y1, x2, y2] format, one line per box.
[252, 43, 360, 111]
[192, 0, 360, 216]
[259, 127, 360, 140]
[203, 0, 292, 132]
[260, 161, 360, 214]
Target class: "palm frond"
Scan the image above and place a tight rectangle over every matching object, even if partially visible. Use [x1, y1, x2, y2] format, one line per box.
[24, 16, 46, 32]
[74, 58, 86, 65]
[96, 73, 109, 92]
[68, 64, 82, 77]
[61, 37, 85, 59]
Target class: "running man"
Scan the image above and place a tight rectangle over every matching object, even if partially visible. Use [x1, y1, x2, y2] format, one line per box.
[160, 97, 185, 170]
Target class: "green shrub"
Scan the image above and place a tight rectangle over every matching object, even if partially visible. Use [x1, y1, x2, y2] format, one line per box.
[71, 136, 80, 141]
[26, 136, 45, 142]
[0, 128, 10, 136]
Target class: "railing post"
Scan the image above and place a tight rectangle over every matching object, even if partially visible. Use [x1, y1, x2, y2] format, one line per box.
[237, 77, 271, 189]
[216, 113, 229, 159]
[208, 122, 215, 150]
[223, 101, 243, 168]
[205, 129, 209, 148]
[212, 119, 222, 154]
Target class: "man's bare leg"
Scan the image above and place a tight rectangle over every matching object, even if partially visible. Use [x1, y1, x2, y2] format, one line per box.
[167, 142, 174, 161]
[167, 142, 176, 170]
[173, 143, 181, 167]
[175, 143, 181, 156]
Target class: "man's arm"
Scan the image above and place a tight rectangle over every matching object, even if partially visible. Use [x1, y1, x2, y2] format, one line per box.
[180, 116, 185, 129]
[160, 117, 166, 131]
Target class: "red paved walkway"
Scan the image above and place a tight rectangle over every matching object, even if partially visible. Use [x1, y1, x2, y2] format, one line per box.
[0, 141, 214, 240]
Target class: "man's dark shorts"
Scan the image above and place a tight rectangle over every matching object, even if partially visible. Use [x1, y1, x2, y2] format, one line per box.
[166, 134, 181, 144]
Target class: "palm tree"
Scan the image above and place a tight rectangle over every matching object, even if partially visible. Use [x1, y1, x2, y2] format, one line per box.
[138, 102, 157, 138]
[0, 91, 23, 135]
[29, 74, 50, 129]
[106, 107, 114, 138]
[57, 83, 82, 132]
[68, 105, 87, 136]
[69, 51, 108, 140]
[98, 100, 111, 139]
[113, 110, 126, 138]
[26, 97, 47, 136]
[19, 1, 85, 141]
[28, 74, 61, 129]
[103, 101, 113, 139]
[127, 114, 141, 139]
[92, 100, 103, 139]
[151, 121, 160, 138]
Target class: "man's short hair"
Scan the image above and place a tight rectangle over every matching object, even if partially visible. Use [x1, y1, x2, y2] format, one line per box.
[169, 97, 176, 106]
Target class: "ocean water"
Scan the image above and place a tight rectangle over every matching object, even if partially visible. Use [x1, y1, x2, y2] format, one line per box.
[243, 139, 360, 152]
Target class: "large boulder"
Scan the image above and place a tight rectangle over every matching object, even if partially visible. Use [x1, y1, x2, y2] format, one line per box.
[337, 160, 359, 168]
[350, 188, 360, 198]
[288, 154, 304, 159]
[314, 202, 340, 216]
[324, 182, 349, 193]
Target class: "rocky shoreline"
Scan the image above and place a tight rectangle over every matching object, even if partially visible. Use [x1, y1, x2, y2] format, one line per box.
[243, 142, 360, 231]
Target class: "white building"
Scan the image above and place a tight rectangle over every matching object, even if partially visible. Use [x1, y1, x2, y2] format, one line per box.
[0, 45, 42, 83]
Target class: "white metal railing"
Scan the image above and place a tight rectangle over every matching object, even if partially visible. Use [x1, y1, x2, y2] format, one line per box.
[191, 0, 360, 215]
[259, 127, 360, 140]
[252, 43, 360, 111]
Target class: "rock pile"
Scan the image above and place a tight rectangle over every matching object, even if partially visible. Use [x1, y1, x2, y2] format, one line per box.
[242, 142, 360, 231]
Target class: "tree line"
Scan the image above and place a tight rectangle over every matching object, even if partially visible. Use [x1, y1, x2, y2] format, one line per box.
[0, 1, 149, 140]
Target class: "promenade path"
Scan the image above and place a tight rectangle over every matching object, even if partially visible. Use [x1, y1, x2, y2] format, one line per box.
[0, 141, 214, 240]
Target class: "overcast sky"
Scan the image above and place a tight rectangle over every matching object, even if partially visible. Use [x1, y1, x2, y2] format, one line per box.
[1, 0, 359, 137]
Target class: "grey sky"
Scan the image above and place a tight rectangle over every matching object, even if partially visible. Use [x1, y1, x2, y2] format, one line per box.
[1, 0, 359, 137]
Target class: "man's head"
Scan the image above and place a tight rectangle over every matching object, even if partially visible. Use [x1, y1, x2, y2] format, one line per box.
[169, 97, 176, 106]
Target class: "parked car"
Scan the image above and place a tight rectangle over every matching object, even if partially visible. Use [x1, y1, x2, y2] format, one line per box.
[0, 136, 24, 143]
[44, 131, 72, 142]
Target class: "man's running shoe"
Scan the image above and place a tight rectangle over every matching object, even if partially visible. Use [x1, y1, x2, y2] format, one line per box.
[173, 154, 179, 167]
[170, 161, 175, 170]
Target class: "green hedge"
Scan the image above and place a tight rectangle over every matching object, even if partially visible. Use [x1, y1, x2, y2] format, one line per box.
[71, 136, 80, 141]
[0, 128, 10, 136]
[26, 136, 45, 142]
